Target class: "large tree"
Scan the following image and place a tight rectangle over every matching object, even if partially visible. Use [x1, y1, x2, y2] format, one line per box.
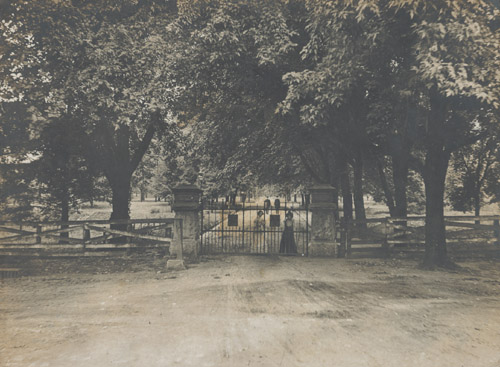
[355, 0, 500, 267]
[2, 0, 179, 227]
[403, 1, 499, 267]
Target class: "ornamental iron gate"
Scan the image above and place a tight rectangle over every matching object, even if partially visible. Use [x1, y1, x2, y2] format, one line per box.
[201, 203, 310, 255]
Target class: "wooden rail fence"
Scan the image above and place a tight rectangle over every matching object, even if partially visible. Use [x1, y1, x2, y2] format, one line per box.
[337, 215, 500, 257]
[0, 218, 183, 257]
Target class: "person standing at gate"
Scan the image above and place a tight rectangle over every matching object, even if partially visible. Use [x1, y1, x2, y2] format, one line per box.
[253, 210, 266, 252]
[264, 198, 271, 214]
[280, 210, 297, 254]
[274, 198, 280, 213]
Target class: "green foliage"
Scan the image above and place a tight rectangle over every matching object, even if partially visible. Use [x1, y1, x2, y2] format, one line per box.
[32, 117, 95, 219]
[170, 0, 311, 192]
[0, 102, 33, 158]
[1, 0, 181, 220]
[448, 131, 500, 213]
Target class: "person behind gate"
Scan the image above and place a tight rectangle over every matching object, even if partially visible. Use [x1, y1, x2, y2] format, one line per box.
[253, 210, 266, 252]
[280, 210, 297, 254]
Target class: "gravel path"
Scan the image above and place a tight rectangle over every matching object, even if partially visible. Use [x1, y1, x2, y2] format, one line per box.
[1, 255, 500, 367]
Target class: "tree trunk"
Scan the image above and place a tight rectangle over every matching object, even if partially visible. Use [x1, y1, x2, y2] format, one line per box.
[109, 173, 132, 230]
[376, 158, 396, 217]
[59, 194, 69, 244]
[91, 119, 156, 224]
[474, 191, 481, 225]
[392, 148, 410, 228]
[423, 147, 449, 267]
[392, 152, 409, 219]
[328, 161, 340, 220]
[353, 151, 366, 227]
[140, 189, 145, 202]
[339, 156, 353, 221]
[423, 89, 450, 268]
[332, 185, 340, 220]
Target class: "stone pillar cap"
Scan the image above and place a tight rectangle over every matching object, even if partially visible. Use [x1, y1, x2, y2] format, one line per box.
[172, 184, 202, 211]
[172, 184, 202, 193]
[309, 184, 336, 206]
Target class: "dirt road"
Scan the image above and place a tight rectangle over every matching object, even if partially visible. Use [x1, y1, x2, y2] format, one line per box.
[1, 255, 500, 367]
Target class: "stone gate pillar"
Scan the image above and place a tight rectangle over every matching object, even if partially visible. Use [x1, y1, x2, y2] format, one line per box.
[308, 185, 337, 257]
[171, 184, 202, 260]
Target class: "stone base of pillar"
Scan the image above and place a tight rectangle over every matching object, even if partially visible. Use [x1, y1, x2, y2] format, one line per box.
[180, 238, 199, 259]
[308, 240, 338, 257]
[166, 259, 186, 271]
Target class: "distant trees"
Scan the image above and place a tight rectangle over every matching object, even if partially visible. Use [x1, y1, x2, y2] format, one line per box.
[0, 102, 38, 219]
[0, 110, 99, 223]
[33, 117, 93, 221]
[132, 127, 185, 203]
[448, 130, 500, 217]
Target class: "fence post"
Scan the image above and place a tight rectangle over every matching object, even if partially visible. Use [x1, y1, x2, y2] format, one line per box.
[382, 218, 390, 256]
[346, 220, 352, 258]
[494, 219, 500, 245]
[82, 225, 90, 251]
[165, 226, 172, 238]
[221, 206, 225, 252]
[170, 184, 202, 260]
[36, 224, 42, 244]
[126, 222, 133, 244]
[307, 185, 337, 257]
[167, 219, 185, 271]
[338, 222, 345, 258]
[201, 200, 205, 253]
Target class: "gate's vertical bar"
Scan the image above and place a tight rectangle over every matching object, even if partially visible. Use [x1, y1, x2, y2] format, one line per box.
[242, 204, 245, 250]
[301, 209, 304, 255]
[274, 210, 277, 253]
[213, 208, 216, 253]
[200, 201, 204, 255]
[306, 205, 309, 257]
[263, 207, 267, 254]
[36, 224, 42, 244]
[209, 209, 212, 253]
[346, 219, 352, 258]
[210, 209, 213, 253]
[221, 206, 225, 252]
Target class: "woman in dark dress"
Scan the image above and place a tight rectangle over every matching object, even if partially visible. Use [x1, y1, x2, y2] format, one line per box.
[280, 210, 297, 254]
[264, 198, 271, 214]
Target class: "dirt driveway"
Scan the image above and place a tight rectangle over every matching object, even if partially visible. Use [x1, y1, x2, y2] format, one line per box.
[1, 255, 500, 367]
